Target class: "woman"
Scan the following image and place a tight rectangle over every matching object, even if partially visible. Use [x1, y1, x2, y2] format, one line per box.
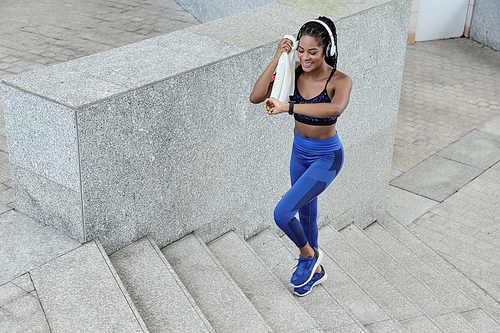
[250, 17, 352, 296]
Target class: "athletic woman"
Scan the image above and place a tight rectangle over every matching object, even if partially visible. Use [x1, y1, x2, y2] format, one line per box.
[250, 17, 352, 296]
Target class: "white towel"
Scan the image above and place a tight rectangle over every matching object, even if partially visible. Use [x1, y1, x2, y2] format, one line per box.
[270, 35, 297, 103]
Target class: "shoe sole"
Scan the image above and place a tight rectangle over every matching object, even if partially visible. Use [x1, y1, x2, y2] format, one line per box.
[294, 271, 328, 297]
[291, 248, 323, 288]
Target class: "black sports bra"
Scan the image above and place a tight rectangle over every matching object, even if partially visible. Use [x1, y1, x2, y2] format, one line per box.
[290, 67, 337, 126]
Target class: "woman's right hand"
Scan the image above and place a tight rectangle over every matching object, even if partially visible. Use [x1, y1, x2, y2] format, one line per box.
[274, 38, 294, 60]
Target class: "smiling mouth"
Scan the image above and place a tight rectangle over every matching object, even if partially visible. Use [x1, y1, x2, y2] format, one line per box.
[302, 62, 312, 68]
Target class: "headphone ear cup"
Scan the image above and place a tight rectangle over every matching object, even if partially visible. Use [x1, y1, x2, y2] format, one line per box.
[326, 44, 332, 57]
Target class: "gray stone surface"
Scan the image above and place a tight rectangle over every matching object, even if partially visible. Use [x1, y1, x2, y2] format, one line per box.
[208, 231, 320, 333]
[248, 228, 367, 332]
[366, 319, 406, 333]
[10, 165, 83, 241]
[386, 185, 439, 226]
[175, 0, 280, 23]
[460, 308, 500, 333]
[399, 315, 443, 333]
[1, 0, 412, 252]
[109, 236, 214, 333]
[0, 282, 50, 333]
[30, 240, 148, 333]
[1, 85, 80, 192]
[380, 217, 500, 323]
[364, 222, 478, 314]
[279, 234, 391, 326]
[390, 155, 484, 202]
[479, 114, 500, 136]
[161, 234, 271, 333]
[470, 0, 500, 51]
[436, 130, 500, 170]
[340, 224, 451, 317]
[319, 225, 422, 321]
[432, 312, 476, 333]
[0, 210, 80, 285]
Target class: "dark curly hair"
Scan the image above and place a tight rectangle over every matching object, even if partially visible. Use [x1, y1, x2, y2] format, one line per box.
[297, 16, 338, 71]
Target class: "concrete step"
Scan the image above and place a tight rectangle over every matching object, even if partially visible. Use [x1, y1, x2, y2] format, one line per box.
[109, 236, 215, 333]
[379, 217, 500, 332]
[363, 221, 477, 314]
[340, 223, 451, 317]
[278, 234, 392, 327]
[29, 239, 149, 332]
[161, 233, 272, 333]
[341, 223, 479, 332]
[247, 228, 368, 333]
[208, 231, 321, 333]
[318, 224, 421, 322]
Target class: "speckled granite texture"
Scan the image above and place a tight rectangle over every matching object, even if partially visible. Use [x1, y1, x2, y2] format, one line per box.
[1, 0, 411, 253]
[470, 0, 500, 51]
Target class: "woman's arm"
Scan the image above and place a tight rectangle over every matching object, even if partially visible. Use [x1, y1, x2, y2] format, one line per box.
[264, 74, 353, 117]
[250, 38, 294, 104]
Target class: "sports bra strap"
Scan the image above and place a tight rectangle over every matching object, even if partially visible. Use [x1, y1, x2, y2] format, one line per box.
[324, 68, 336, 87]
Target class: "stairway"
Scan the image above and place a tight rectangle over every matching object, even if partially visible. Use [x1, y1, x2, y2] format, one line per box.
[21, 217, 500, 332]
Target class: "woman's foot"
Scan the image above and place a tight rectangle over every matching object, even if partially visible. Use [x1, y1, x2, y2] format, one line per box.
[290, 247, 323, 287]
[294, 265, 327, 297]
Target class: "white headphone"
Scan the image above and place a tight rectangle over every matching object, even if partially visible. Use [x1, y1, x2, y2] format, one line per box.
[301, 19, 336, 57]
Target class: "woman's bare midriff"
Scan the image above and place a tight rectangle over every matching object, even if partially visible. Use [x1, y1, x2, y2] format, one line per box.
[294, 121, 337, 140]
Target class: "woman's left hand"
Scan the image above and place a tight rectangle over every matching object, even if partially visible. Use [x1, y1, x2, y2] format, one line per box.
[264, 97, 286, 115]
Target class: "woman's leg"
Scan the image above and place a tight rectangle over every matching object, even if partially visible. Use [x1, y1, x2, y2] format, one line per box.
[274, 148, 344, 249]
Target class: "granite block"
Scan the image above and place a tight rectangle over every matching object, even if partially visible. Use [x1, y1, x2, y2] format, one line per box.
[390, 155, 484, 202]
[175, 0, 280, 23]
[366, 320, 406, 333]
[30, 240, 147, 333]
[1, 85, 80, 191]
[10, 164, 83, 241]
[0, 210, 80, 285]
[2, 31, 247, 108]
[460, 308, 500, 333]
[109, 237, 213, 333]
[185, 3, 310, 48]
[436, 130, 500, 170]
[208, 231, 320, 332]
[162, 234, 271, 332]
[322, 124, 396, 230]
[11, 273, 35, 293]
[470, 0, 500, 51]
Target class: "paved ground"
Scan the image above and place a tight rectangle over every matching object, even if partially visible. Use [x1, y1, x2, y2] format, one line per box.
[1, 0, 500, 331]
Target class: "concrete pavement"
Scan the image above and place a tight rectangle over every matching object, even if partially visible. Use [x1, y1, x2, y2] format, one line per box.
[1, 0, 500, 331]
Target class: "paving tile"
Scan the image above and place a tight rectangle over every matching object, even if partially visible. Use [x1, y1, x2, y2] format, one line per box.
[431, 312, 476, 333]
[0, 210, 80, 285]
[479, 115, 500, 136]
[460, 308, 500, 333]
[386, 185, 439, 226]
[30, 240, 147, 332]
[366, 319, 406, 333]
[399, 315, 443, 333]
[390, 155, 483, 202]
[437, 130, 500, 170]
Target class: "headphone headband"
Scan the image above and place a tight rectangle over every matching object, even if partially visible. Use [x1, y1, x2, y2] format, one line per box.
[301, 19, 336, 57]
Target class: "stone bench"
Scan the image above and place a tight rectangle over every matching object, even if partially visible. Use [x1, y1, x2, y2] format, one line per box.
[1, 0, 411, 253]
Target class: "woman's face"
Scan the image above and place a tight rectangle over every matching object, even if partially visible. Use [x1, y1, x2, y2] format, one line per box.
[297, 35, 325, 72]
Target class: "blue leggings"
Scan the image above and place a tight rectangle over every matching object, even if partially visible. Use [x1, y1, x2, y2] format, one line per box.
[274, 131, 344, 249]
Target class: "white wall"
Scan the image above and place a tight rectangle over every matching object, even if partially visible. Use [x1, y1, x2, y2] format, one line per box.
[409, 0, 476, 43]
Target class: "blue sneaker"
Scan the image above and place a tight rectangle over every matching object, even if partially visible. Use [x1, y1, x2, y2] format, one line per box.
[290, 248, 323, 287]
[294, 265, 327, 297]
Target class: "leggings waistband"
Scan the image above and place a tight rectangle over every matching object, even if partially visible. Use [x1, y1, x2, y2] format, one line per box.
[293, 131, 343, 155]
